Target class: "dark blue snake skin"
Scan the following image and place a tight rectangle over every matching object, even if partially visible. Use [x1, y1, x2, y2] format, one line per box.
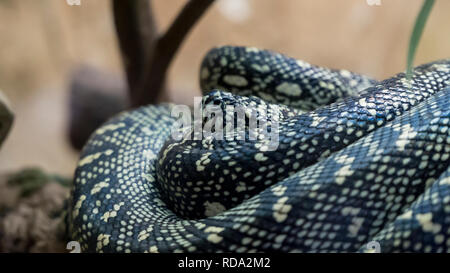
[68, 47, 450, 253]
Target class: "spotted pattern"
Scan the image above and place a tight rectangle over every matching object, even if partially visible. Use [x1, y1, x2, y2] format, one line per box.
[200, 46, 376, 110]
[68, 46, 450, 253]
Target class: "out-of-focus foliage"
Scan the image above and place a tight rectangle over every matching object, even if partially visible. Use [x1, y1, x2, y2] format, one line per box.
[407, 0, 435, 80]
[7, 168, 71, 197]
[0, 0, 13, 7]
[0, 91, 13, 148]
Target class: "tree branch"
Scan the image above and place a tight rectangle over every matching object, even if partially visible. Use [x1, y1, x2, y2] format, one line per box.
[112, 0, 158, 104]
[68, 0, 215, 150]
[135, 0, 216, 107]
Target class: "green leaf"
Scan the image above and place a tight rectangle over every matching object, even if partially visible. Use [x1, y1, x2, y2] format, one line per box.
[7, 168, 50, 197]
[406, 0, 435, 80]
[7, 168, 72, 197]
[0, 90, 14, 148]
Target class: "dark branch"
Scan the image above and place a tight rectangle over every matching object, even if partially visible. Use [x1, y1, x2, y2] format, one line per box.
[112, 0, 215, 107]
[112, 0, 158, 105]
[135, 0, 216, 106]
[69, 0, 215, 149]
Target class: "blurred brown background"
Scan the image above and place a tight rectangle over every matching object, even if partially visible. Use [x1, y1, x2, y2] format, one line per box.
[0, 0, 449, 177]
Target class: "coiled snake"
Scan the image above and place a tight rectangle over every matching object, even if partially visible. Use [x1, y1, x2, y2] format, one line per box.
[68, 46, 450, 253]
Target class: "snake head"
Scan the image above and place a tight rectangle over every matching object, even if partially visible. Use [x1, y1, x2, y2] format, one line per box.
[202, 90, 303, 133]
[0, 90, 14, 148]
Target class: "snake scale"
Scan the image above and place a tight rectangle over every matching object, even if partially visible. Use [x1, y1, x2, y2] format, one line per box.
[68, 46, 450, 253]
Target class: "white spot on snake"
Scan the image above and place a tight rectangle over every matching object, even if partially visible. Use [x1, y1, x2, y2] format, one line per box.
[96, 234, 111, 252]
[138, 226, 153, 242]
[431, 63, 450, 73]
[416, 213, 441, 233]
[101, 202, 125, 223]
[251, 64, 271, 73]
[335, 154, 355, 165]
[143, 150, 157, 160]
[272, 185, 287, 196]
[310, 116, 326, 127]
[396, 124, 418, 151]
[335, 165, 354, 185]
[359, 98, 367, 107]
[72, 195, 86, 219]
[223, 75, 248, 86]
[367, 109, 377, 116]
[275, 234, 287, 244]
[204, 201, 226, 217]
[201, 67, 210, 80]
[196, 152, 212, 172]
[207, 234, 223, 244]
[340, 70, 352, 78]
[399, 210, 413, 220]
[255, 153, 268, 162]
[95, 123, 125, 135]
[141, 127, 155, 136]
[142, 173, 155, 182]
[256, 143, 271, 152]
[341, 207, 360, 216]
[79, 150, 114, 167]
[236, 182, 247, 193]
[441, 177, 450, 185]
[258, 92, 275, 102]
[149, 246, 159, 253]
[276, 82, 302, 96]
[296, 59, 311, 68]
[245, 47, 259, 53]
[90, 180, 110, 195]
[273, 197, 292, 223]
[241, 237, 252, 245]
[195, 222, 207, 230]
[348, 217, 364, 236]
[205, 226, 225, 233]
[220, 57, 228, 66]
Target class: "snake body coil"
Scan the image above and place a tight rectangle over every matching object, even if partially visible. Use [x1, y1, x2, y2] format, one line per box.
[69, 46, 450, 253]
